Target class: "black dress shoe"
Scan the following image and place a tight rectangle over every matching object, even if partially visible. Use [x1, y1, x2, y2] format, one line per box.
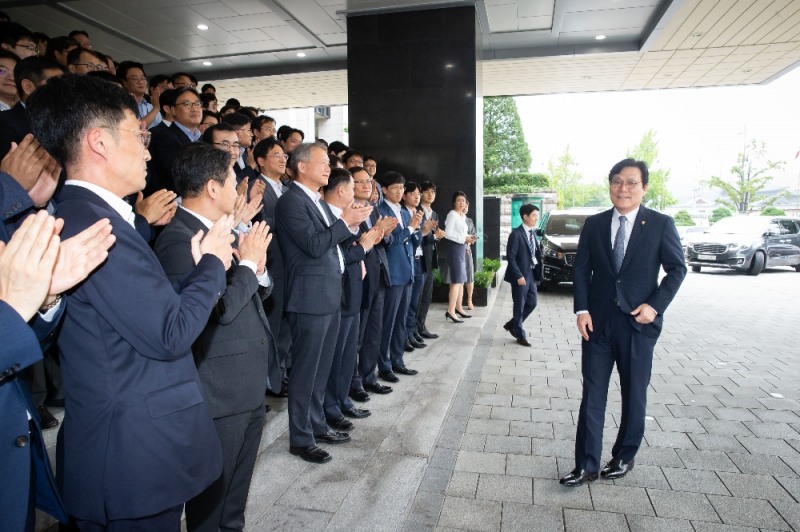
[37, 405, 59, 430]
[315, 429, 351, 444]
[600, 458, 634, 479]
[348, 388, 371, 402]
[516, 337, 532, 347]
[419, 330, 439, 339]
[290, 445, 332, 463]
[326, 416, 354, 431]
[364, 382, 393, 394]
[408, 338, 427, 349]
[559, 468, 599, 487]
[413, 332, 425, 343]
[379, 370, 399, 383]
[503, 321, 518, 339]
[403, 340, 415, 352]
[392, 364, 418, 376]
[343, 407, 371, 419]
[266, 381, 289, 398]
[265, 403, 272, 413]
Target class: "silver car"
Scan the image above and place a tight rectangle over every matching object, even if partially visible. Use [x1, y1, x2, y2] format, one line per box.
[685, 216, 800, 275]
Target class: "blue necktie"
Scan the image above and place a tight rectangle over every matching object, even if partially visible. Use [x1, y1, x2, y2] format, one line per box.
[613, 215, 626, 271]
[528, 229, 536, 266]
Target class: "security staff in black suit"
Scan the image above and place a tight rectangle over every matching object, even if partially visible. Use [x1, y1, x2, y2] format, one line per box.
[560, 159, 686, 487]
[155, 144, 278, 530]
[502, 204, 543, 347]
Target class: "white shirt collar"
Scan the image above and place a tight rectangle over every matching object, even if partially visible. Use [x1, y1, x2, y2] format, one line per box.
[327, 203, 343, 219]
[179, 205, 213, 229]
[613, 206, 639, 225]
[294, 180, 321, 202]
[64, 180, 136, 228]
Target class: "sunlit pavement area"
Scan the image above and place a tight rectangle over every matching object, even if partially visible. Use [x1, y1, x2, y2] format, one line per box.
[39, 264, 800, 531]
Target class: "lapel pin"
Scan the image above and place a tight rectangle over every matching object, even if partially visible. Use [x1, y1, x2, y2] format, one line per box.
[641, 220, 646, 225]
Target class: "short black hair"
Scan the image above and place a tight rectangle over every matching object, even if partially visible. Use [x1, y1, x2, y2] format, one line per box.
[519, 203, 539, 218]
[278, 127, 304, 143]
[172, 142, 230, 199]
[276, 125, 292, 140]
[158, 88, 178, 113]
[452, 191, 467, 205]
[66, 47, 104, 66]
[608, 158, 649, 186]
[14, 56, 63, 97]
[201, 109, 219, 124]
[171, 86, 199, 104]
[0, 48, 18, 63]
[148, 73, 171, 90]
[349, 166, 367, 177]
[224, 97, 240, 108]
[221, 111, 250, 128]
[252, 115, 274, 133]
[0, 21, 34, 48]
[68, 30, 89, 40]
[200, 91, 217, 108]
[253, 137, 282, 161]
[323, 167, 352, 194]
[200, 83, 215, 93]
[380, 171, 405, 188]
[33, 32, 49, 44]
[420, 180, 436, 193]
[342, 149, 363, 165]
[218, 104, 236, 115]
[0, 12, 9, 23]
[328, 141, 348, 155]
[404, 181, 420, 194]
[116, 60, 145, 81]
[27, 74, 137, 167]
[45, 36, 77, 57]
[201, 122, 237, 145]
[172, 71, 197, 85]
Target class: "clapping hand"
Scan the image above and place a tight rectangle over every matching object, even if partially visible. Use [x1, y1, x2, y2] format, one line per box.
[191, 214, 235, 269]
[237, 221, 272, 274]
[135, 189, 178, 225]
[1, 134, 62, 207]
[233, 192, 263, 227]
[341, 202, 373, 227]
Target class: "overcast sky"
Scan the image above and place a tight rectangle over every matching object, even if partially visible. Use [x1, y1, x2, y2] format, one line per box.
[515, 66, 800, 202]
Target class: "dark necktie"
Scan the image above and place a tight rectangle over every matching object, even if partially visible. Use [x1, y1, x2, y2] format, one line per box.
[528, 229, 537, 265]
[613, 215, 627, 271]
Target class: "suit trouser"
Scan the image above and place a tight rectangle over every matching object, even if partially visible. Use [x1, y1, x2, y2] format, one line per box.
[382, 284, 410, 370]
[405, 259, 425, 339]
[286, 310, 340, 447]
[573, 309, 657, 472]
[73, 505, 183, 532]
[415, 265, 434, 334]
[507, 271, 538, 339]
[358, 282, 386, 386]
[263, 277, 292, 372]
[325, 313, 359, 419]
[185, 405, 265, 532]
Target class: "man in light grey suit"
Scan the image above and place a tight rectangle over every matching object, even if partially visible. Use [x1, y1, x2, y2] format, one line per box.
[155, 143, 277, 530]
[275, 142, 372, 464]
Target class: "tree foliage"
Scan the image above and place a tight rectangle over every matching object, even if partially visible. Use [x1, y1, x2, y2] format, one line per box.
[710, 207, 732, 224]
[483, 97, 532, 178]
[626, 129, 676, 211]
[548, 145, 583, 208]
[708, 140, 786, 213]
[673, 210, 695, 226]
[761, 206, 786, 216]
[484, 172, 550, 195]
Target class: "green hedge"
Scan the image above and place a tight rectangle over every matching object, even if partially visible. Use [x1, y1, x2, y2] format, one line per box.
[484, 172, 550, 195]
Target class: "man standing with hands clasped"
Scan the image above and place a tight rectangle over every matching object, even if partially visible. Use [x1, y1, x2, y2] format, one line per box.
[560, 158, 686, 487]
[503, 203, 542, 347]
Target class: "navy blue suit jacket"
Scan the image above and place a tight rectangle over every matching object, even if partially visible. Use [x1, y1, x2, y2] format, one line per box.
[504, 225, 543, 283]
[361, 208, 391, 300]
[0, 173, 67, 529]
[573, 206, 686, 339]
[146, 122, 194, 194]
[55, 184, 227, 523]
[275, 182, 352, 315]
[379, 200, 419, 286]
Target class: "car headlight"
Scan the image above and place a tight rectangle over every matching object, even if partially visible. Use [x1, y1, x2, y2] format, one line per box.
[543, 245, 564, 259]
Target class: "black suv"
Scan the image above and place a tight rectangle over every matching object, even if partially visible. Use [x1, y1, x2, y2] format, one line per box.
[685, 215, 800, 275]
[536, 209, 600, 288]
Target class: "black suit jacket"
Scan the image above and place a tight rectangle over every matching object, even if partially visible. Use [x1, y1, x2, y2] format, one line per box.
[155, 208, 281, 416]
[504, 224, 543, 283]
[320, 201, 366, 316]
[0, 102, 31, 159]
[573, 206, 686, 338]
[420, 208, 439, 273]
[360, 207, 391, 299]
[146, 123, 195, 194]
[253, 175, 286, 278]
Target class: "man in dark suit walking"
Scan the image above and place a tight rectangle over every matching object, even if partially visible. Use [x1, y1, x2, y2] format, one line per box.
[275, 142, 372, 464]
[503, 203, 543, 347]
[28, 74, 236, 530]
[560, 158, 686, 487]
[155, 143, 277, 531]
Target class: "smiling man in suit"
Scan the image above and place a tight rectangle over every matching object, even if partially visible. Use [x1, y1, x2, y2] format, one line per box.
[503, 203, 542, 347]
[28, 74, 235, 530]
[560, 158, 686, 487]
[155, 143, 276, 531]
[275, 142, 372, 464]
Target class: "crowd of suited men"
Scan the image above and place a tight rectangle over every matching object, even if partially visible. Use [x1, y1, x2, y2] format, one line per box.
[0, 14, 467, 532]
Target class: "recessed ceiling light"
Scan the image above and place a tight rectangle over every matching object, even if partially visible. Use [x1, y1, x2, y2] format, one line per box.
[297, 52, 306, 58]
[691, 32, 702, 37]
[445, 63, 454, 69]
[595, 34, 606, 40]
[197, 24, 209, 31]
[583, 75, 591, 79]
[743, 68, 752, 73]
[202, 61, 212, 66]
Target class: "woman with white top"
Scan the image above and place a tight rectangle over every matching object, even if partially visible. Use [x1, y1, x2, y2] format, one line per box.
[443, 191, 477, 323]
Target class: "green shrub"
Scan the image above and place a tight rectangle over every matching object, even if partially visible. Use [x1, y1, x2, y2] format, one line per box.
[473, 270, 494, 289]
[482, 258, 501, 272]
[710, 207, 732, 224]
[432, 268, 443, 286]
[484, 172, 550, 195]
[673, 210, 695, 226]
[761, 206, 785, 216]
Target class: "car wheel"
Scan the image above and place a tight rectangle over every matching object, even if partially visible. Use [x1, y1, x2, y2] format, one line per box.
[795, 263, 800, 272]
[747, 252, 765, 276]
[691, 265, 701, 273]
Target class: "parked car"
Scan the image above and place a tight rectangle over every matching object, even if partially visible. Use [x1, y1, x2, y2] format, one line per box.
[536, 208, 601, 288]
[677, 225, 706, 250]
[685, 215, 800, 275]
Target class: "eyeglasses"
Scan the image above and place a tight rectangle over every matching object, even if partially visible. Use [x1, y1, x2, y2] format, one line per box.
[268, 153, 288, 160]
[354, 179, 373, 185]
[125, 76, 147, 83]
[15, 43, 39, 54]
[102, 126, 151, 148]
[349, 159, 364, 166]
[386, 184, 405, 191]
[363, 162, 376, 169]
[610, 179, 642, 189]
[175, 100, 203, 109]
[73, 62, 108, 71]
[213, 141, 242, 150]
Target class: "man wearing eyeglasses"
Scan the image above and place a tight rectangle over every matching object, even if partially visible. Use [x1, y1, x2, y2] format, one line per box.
[0, 22, 38, 59]
[66, 47, 107, 75]
[560, 158, 686, 488]
[147, 87, 203, 194]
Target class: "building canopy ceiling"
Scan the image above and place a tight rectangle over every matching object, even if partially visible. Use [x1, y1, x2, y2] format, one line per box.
[4, 0, 800, 109]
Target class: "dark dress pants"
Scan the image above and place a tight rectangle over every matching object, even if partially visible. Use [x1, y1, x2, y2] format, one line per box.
[73, 505, 183, 532]
[286, 310, 340, 447]
[415, 265, 434, 334]
[382, 283, 410, 370]
[263, 277, 292, 372]
[185, 405, 265, 532]
[358, 282, 386, 386]
[405, 258, 425, 339]
[507, 271, 538, 339]
[325, 313, 359, 420]
[573, 309, 657, 472]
